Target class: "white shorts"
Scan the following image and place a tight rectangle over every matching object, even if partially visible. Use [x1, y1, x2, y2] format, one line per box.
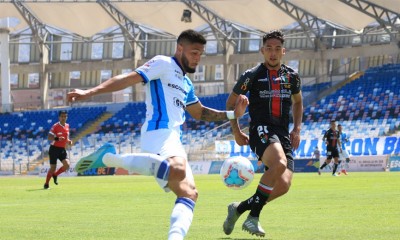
[141, 129, 193, 192]
[339, 149, 350, 160]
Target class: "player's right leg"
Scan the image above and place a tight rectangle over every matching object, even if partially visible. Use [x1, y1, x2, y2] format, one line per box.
[44, 164, 56, 189]
[45, 146, 59, 189]
[75, 142, 172, 188]
[332, 152, 340, 176]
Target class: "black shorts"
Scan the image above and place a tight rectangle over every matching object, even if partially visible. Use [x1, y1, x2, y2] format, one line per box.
[249, 124, 294, 172]
[326, 148, 339, 160]
[49, 145, 68, 165]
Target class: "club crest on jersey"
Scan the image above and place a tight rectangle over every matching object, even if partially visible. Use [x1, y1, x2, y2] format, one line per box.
[283, 83, 291, 89]
[272, 76, 286, 83]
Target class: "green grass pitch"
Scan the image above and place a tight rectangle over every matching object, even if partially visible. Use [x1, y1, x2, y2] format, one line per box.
[0, 172, 399, 239]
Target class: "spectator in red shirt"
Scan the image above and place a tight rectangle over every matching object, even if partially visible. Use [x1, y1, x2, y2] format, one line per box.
[44, 110, 72, 189]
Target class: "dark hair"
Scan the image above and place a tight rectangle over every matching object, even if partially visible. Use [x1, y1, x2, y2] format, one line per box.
[338, 124, 342, 127]
[59, 110, 68, 116]
[330, 120, 336, 123]
[177, 29, 207, 45]
[262, 30, 285, 45]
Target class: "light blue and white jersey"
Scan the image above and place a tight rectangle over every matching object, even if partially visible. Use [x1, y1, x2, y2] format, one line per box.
[135, 55, 199, 135]
[339, 132, 349, 150]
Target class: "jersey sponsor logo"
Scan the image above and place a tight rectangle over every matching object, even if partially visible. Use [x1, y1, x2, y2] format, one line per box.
[168, 83, 187, 94]
[173, 97, 185, 109]
[258, 78, 269, 82]
[259, 89, 291, 98]
[272, 76, 286, 83]
[241, 77, 250, 90]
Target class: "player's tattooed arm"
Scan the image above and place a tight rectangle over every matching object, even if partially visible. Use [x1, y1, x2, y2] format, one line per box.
[186, 95, 248, 122]
[200, 107, 228, 121]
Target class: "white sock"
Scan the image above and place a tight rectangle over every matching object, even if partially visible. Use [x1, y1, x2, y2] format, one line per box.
[103, 152, 165, 176]
[168, 198, 195, 240]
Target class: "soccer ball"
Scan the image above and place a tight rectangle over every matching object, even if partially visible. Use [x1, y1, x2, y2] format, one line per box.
[220, 156, 255, 190]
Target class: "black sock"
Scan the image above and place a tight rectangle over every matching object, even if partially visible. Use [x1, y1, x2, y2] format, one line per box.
[320, 162, 328, 170]
[248, 183, 273, 218]
[333, 163, 338, 174]
[237, 195, 255, 214]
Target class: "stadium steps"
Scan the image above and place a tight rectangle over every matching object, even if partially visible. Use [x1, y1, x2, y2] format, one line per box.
[24, 156, 49, 174]
[305, 71, 364, 106]
[21, 112, 114, 174]
[201, 126, 249, 151]
[71, 112, 114, 143]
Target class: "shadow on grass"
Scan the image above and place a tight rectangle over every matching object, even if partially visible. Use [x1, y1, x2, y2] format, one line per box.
[218, 238, 271, 240]
[26, 188, 50, 191]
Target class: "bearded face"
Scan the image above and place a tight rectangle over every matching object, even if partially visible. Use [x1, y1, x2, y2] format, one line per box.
[176, 42, 204, 74]
[181, 53, 196, 73]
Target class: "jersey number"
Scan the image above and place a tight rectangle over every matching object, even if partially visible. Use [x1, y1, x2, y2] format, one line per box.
[257, 126, 269, 144]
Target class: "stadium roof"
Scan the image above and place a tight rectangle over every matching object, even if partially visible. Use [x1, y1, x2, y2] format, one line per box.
[1, 0, 399, 39]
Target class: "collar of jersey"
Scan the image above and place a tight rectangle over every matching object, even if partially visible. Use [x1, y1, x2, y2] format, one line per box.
[172, 57, 186, 75]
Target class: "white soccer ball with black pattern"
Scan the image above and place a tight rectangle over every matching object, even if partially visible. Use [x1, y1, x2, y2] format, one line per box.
[220, 156, 255, 190]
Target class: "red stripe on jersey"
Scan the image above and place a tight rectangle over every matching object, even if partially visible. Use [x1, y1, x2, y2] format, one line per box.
[332, 132, 337, 147]
[270, 70, 281, 117]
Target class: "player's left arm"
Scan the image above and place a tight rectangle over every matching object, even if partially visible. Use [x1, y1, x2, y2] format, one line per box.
[290, 91, 303, 150]
[186, 95, 248, 121]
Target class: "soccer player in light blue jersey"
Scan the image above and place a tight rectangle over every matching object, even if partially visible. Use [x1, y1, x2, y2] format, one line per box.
[337, 124, 350, 175]
[67, 29, 248, 240]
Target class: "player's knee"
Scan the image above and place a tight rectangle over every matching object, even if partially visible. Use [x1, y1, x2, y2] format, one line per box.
[275, 159, 287, 174]
[264, 158, 286, 173]
[169, 164, 186, 182]
[65, 163, 70, 171]
[62, 160, 70, 170]
[281, 178, 292, 194]
[188, 188, 198, 202]
[49, 165, 57, 173]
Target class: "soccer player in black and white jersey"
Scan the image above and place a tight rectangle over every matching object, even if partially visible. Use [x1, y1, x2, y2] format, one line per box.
[319, 120, 342, 176]
[224, 30, 303, 237]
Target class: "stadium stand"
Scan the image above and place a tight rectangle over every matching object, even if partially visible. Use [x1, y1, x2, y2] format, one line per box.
[301, 63, 400, 139]
[0, 106, 106, 172]
[1, 64, 399, 173]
